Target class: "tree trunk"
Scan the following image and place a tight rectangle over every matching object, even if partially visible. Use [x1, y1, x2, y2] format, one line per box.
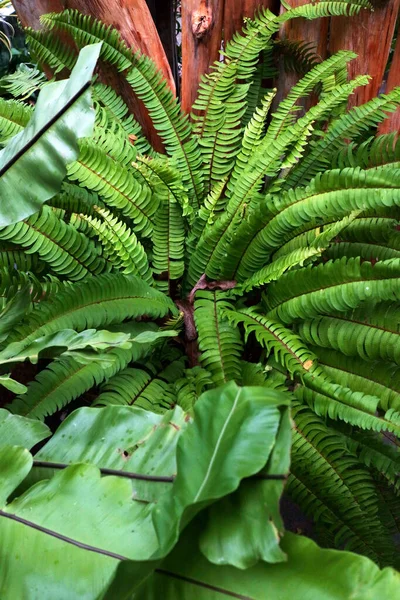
[223, 0, 278, 43]
[378, 34, 400, 135]
[329, 0, 400, 108]
[181, 0, 225, 114]
[274, 0, 329, 109]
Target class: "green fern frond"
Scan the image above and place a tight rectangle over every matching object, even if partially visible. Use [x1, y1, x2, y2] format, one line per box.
[94, 357, 186, 411]
[174, 366, 213, 411]
[7, 322, 157, 420]
[126, 55, 204, 207]
[0, 205, 110, 281]
[296, 383, 400, 437]
[41, 10, 204, 208]
[0, 97, 33, 145]
[7, 273, 175, 349]
[0, 248, 45, 274]
[236, 168, 400, 280]
[297, 312, 400, 368]
[25, 27, 76, 73]
[151, 194, 185, 292]
[333, 134, 400, 170]
[41, 11, 132, 70]
[189, 77, 369, 284]
[135, 155, 190, 217]
[225, 307, 317, 377]
[194, 291, 243, 386]
[93, 83, 152, 155]
[237, 246, 322, 295]
[275, 39, 321, 76]
[0, 268, 62, 308]
[264, 257, 400, 324]
[283, 88, 400, 189]
[192, 60, 248, 193]
[0, 64, 47, 100]
[71, 206, 153, 285]
[289, 402, 394, 563]
[48, 182, 103, 215]
[314, 346, 400, 412]
[67, 141, 156, 237]
[340, 429, 400, 492]
[227, 91, 275, 198]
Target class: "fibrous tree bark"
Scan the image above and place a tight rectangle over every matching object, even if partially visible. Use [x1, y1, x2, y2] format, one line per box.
[329, 0, 400, 107]
[181, 0, 225, 114]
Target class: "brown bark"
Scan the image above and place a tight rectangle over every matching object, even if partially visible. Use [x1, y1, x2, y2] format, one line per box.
[329, 0, 400, 108]
[223, 0, 278, 43]
[181, 0, 225, 114]
[12, 0, 175, 149]
[274, 0, 329, 108]
[378, 34, 400, 135]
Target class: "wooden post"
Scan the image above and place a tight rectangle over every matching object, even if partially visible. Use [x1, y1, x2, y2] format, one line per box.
[378, 34, 400, 135]
[181, 0, 225, 114]
[274, 0, 329, 108]
[223, 0, 278, 43]
[329, 0, 400, 108]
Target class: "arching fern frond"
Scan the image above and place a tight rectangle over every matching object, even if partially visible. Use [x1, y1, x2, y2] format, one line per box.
[236, 167, 400, 280]
[314, 346, 400, 412]
[264, 257, 400, 324]
[297, 313, 400, 368]
[94, 357, 186, 412]
[67, 141, 156, 237]
[0, 64, 47, 100]
[225, 307, 317, 377]
[0, 97, 33, 145]
[194, 291, 243, 386]
[25, 27, 76, 74]
[7, 322, 158, 420]
[151, 194, 185, 293]
[93, 83, 152, 155]
[7, 273, 175, 349]
[289, 402, 394, 564]
[0, 205, 109, 281]
[283, 88, 400, 189]
[71, 206, 153, 285]
[42, 10, 204, 208]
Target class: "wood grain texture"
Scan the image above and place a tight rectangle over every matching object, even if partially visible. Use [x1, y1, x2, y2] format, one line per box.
[329, 0, 400, 108]
[274, 0, 329, 108]
[181, 0, 225, 113]
[223, 0, 278, 43]
[11, 0, 64, 29]
[379, 34, 400, 135]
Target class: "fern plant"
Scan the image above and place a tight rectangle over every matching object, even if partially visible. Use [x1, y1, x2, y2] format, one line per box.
[0, 2, 400, 595]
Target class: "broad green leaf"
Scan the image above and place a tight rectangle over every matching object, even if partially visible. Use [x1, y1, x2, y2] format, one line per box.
[0, 328, 178, 367]
[199, 406, 292, 568]
[152, 381, 289, 556]
[0, 408, 50, 449]
[0, 375, 27, 394]
[0, 383, 288, 599]
[0, 329, 132, 365]
[34, 404, 188, 502]
[0, 459, 154, 600]
[0, 446, 32, 506]
[0, 288, 31, 344]
[0, 43, 101, 226]
[136, 524, 400, 600]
